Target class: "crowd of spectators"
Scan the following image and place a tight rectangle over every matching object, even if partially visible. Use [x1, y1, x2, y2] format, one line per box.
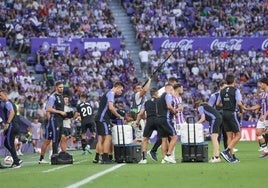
[0, 0, 136, 122]
[0, 0, 267, 124]
[121, 0, 268, 122]
[123, 0, 268, 47]
[152, 46, 268, 121]
[1, 0, 124, 52]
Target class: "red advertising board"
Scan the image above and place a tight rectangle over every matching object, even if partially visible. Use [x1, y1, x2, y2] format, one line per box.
[240, 128, 257, 141]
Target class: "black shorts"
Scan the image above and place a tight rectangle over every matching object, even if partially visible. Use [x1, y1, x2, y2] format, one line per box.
[157, 117, 176, 138]
[81, 121, 96, 134]
[222, 111, 241, 133]
[45, 119, 63, 141]
[61, 127, 71, 136]
[96, 120, 112, 136]
[143, 117, 158, 138]
[210, 117, 222, 134]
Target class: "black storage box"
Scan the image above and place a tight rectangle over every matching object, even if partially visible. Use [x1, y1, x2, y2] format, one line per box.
[114, 144, 141, 163]
[181, 142, 208, 162]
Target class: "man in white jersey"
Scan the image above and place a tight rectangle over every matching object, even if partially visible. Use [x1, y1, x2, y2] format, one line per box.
[131, 77, 152, 141]
[245, 77, 268, 158]
[60, 96, 74, 152]
[173, 83, 186, 133]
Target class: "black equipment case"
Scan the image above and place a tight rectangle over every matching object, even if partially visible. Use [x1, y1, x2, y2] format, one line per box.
[114, 144, 142, 163]
[51, 151, 73, 165]
[181, 116, 208, 162]
[113, 120, 141, 163]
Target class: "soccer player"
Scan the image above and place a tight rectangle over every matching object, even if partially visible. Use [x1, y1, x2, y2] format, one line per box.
[244, 77, 268, 158]
[74, 93, 96, 155]
[195, 100, 222, 163]
[172, 83, 185, 158]
[217, 74, 245, 163]
[135, 88, 158, 164]
[208, 80, 227, 149]
[0, 88, 23, 168]
[131, 77, 151, 114]
[60, 95, 74, 152]
[131, 77, 151, 141]
[173, 83, 185, 127]
[148, 77, 178, 161]
[94, 81, 125, 164]
[38, 111, 53, 164]
[45, 81, 66, 155]
[157, 84, 179, 163]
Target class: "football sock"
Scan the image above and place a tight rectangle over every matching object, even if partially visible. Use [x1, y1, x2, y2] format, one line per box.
[52, 142, 59, 154]
[142, 151, 146, 160]
[81, 139, 87, 151]
[151, 138, 161, 153]
[94, 153, 99, 161]
[109, 154, 113, 160]
[171, 148, 175, 157]
[260, 142, 267, 148]
[39, 155, 44, 161]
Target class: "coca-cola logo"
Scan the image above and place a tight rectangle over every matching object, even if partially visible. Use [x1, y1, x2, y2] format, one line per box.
[160, 39, 193, 51]
[210, 39, 243, 51]
[261, 39, 268, 50]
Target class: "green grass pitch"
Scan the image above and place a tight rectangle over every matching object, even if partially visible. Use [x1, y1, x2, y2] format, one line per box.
[0, 141, 267, 188]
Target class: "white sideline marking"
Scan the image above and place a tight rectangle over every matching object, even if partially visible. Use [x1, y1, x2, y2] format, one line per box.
[43, 165, 71, 173]
[42, 160, 87, 173]
[66, 164, 126, 188]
